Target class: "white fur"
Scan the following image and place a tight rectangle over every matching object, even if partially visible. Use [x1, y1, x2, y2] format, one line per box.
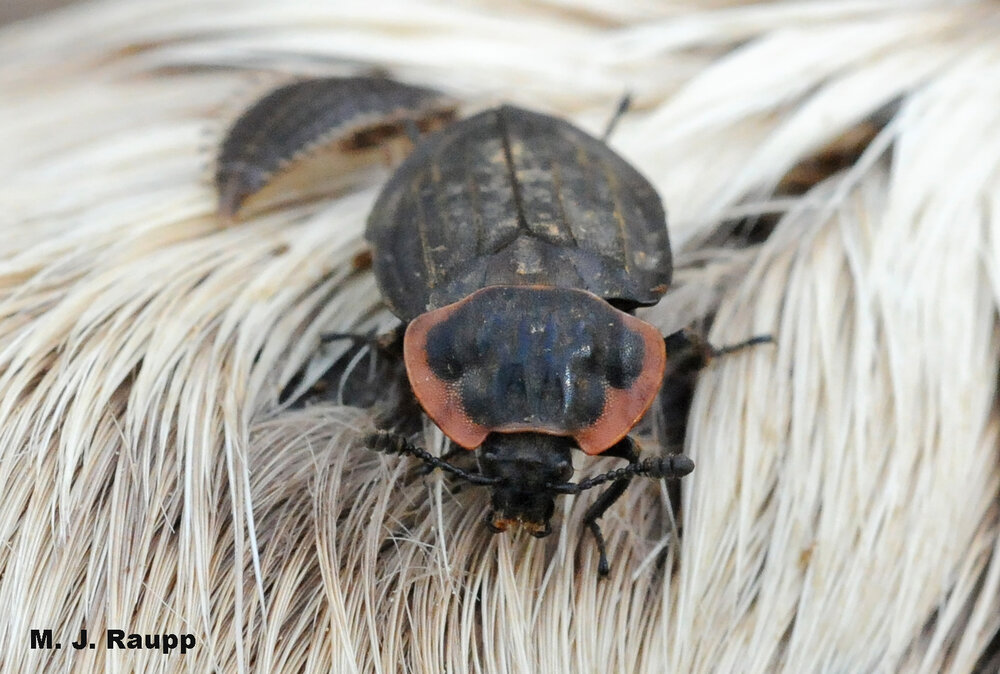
[0, 1, 997, 671]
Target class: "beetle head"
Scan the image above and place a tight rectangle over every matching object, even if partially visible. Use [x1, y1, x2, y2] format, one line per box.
[477, 432, 575, 537]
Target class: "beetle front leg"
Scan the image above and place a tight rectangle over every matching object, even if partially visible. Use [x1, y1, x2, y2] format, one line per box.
[582, 436, 640, 578]
[658, 328, 772, 511]
[283, 322, 416, 423]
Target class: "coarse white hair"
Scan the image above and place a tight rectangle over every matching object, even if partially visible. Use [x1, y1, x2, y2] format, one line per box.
[1, 1, 998, 672]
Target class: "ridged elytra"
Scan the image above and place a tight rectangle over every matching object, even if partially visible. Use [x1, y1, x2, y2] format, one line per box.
[365, 104, 702, 576]
[216, 76, 457, 221]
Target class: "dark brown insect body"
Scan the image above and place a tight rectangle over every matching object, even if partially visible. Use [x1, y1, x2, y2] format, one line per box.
[365, 105, 696, 572]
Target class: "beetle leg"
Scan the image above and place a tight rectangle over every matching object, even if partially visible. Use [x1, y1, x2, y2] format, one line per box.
[661, 328, 774, 441]
[600, 435, 640, 461]
[280, 322, 415, 416]
[547, 437, 693, 577]
[365, 430, 499, 486]
[371, 387, 423, 433]
[335, 323, 421, 435]
[663, 328, 773, 371]
[660, 327, 759, 458]
[320, 329, 375, 344]
[582, 436, 640, 577]
[660, 329, 771, 514]
[281, 323, 407, 409]
[709, 334, 774, 357]
[321, 322, 406, 359]
[583, 481, 629, 577]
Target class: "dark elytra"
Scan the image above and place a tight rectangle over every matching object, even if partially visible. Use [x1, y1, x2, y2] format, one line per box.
[365, 105, 672, 321]
[360, 102, 688, 574]
[216, 76, 457, 219]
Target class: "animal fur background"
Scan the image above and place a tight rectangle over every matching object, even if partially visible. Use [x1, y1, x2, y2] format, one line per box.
[2, 1, 999, 672]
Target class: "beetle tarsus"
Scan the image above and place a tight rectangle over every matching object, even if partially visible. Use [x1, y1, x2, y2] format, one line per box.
[582, 467, 635, 578]
[664, 328, 773, 369]
[576, 443, 693, 577]
[586, 518, 612, 578]
[710, 334, 774, 357]
[321, 329, 375, 344]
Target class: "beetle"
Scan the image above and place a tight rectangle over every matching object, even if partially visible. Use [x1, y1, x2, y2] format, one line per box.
[358, 104, 768, 575]
[219, 81, 769, 575]
[216, 76, 457, 220]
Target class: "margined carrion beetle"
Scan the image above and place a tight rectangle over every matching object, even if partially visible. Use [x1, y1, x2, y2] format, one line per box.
[218, 79, 770, 576]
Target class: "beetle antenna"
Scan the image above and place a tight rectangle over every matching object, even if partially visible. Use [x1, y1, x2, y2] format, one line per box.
[364, 431, 500, 486]
[547, 454, 694, 494]
[602, 91, 633, 141]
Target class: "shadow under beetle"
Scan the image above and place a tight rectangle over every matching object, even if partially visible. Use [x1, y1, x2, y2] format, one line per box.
[220, 80, 770, 576]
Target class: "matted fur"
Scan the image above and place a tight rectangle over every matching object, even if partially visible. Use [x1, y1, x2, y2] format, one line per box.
[1, 1, 998, 672]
